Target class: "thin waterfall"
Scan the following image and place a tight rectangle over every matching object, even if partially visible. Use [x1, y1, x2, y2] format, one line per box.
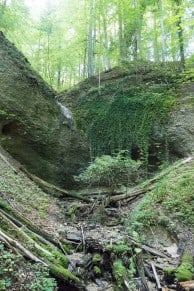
[56, 100, 73, 120]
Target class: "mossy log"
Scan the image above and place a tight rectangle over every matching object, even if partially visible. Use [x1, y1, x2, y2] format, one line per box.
[0, 229, 46, 265]
[0, 207, 81, 286]
[0, 200, 69, 248]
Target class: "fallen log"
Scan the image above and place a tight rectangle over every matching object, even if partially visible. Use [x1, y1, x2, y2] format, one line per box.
[110, 186, 153, 203]
[127, 235, 170, 258]
[144, 263, 155, 281]
[0, 209, 81, 286]
[0, 200, 70, 248]
[0, 207, 62, 251]
[0, 211, 57, 258]
[0, 229, 46, 264]
[19, 155, 194, 206]
[135, 250, 150, 291]
[151, 262, 162, 291]
[21, 166, 91, 203]
[109, 155, 194, 204]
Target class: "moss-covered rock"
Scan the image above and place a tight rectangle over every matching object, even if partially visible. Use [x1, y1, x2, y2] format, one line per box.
[0, 32, 89, 188]
[93, 266, 101, 275]
[92, 253, 102, 263]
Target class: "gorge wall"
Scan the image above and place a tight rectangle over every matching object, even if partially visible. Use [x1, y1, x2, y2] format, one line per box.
[58, 64, 194, 169]
[0, 32, 89, 187]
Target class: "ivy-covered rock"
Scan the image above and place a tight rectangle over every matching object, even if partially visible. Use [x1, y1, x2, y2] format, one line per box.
[59, 66, 194, 170]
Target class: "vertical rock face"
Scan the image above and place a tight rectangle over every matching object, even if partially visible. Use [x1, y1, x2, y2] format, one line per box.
[58, 67, 194, 166]
[167, 88, 194, 157]
[0, 32, 89, 187]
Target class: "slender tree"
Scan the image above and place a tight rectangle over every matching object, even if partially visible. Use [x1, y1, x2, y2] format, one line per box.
[0, 0, 7, 28]
[174, 0, 185, 69]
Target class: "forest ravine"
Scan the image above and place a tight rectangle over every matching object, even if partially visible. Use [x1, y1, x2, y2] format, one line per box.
[0, 0, 194, 290]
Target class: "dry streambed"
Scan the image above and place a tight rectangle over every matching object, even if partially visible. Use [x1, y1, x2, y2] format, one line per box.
[0, 148, 193, 290]
[58, 198, 191, 291]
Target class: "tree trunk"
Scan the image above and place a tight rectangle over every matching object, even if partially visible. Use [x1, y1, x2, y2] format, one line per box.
[0, 0, 7, 28]
[118, 5, 125, 62]
[57, 66, 61, 89]
[174, 0, 185, 70]
[47, 33, 53, 86]
[133, 0, 144, 61]
[153, 10, 159, 62]
[158, 0, 166, 63]
[102, 10, 111, 71]
[21, 166, 91, 203]
[87, 0, 96, 77]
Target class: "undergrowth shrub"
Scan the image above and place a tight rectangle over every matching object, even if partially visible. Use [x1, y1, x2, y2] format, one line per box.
[75, 152, 141, 193]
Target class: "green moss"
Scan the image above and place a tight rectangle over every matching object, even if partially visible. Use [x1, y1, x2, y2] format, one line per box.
[113, 243, 130, 254]
[66, 205, 77, 220]
[0, 109, 15, 120]
[0, 200, 12, 212]
[35, 244, 69, 268]
[107, 242, 130, 254]
[175, 263, 193, 281]
[59, 254, 69, 267]
[175, 253, 193, 282]
[92, 253, 102, 263]
[49, 264, 80, 283]
[0, 202, 53, 244]
[182, 253, 193, 265]
[164, 267, 176, 275]
[62, 243, 72, 254]
[113, 259, 128, 289]
[93, 266, 101, 275]
[0, 213, 69, 271]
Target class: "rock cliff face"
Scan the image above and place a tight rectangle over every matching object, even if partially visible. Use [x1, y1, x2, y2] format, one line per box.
[0, 32, 89, 187]
[167, 83, 194, 157]
[58, 65, 194, 166]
